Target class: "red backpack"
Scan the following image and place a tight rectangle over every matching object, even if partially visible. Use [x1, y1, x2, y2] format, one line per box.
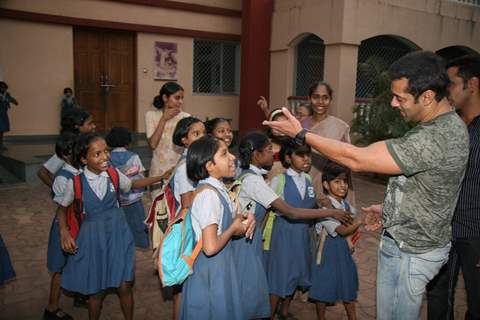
[66, 167, 119, 239]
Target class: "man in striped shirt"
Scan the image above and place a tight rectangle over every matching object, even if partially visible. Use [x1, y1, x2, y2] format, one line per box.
[427, 55, 480, 320]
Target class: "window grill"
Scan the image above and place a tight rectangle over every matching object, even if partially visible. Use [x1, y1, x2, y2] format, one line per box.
[295, 34, 325, 96]
[193, 39, 240, 95]
[355, 36, 416, 98]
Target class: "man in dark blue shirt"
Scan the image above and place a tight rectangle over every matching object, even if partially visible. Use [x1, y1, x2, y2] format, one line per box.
[427, 55, 480, 320]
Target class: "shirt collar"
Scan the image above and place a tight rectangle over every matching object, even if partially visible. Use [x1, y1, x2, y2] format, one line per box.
[182, 148, 188, 156]
[111, 147, 127, 152]
[249, 164, 269, 176]
[84, 167, 109, 180]
[199, 176, 227, 192]
[62, 162, 80, 175]
[327, 195, 344, 209]
[286, 168, 303, 178]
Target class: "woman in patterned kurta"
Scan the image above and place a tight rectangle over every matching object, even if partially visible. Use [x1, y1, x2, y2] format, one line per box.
[145, 82, 190, 199]
[300, 82, 353, 201]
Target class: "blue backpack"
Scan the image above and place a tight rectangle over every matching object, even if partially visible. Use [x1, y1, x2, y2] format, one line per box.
[157, 184, 217, 286]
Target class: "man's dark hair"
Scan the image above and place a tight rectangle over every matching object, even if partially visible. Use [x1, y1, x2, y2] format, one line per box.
[388, 51, 449, 102]
[446, 54, 480, 89]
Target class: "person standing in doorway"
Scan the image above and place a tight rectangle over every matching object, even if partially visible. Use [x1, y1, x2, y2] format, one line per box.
[0, 81, 19, 150]
[427, 55, 480, 320]
[264, 51, 469, 320]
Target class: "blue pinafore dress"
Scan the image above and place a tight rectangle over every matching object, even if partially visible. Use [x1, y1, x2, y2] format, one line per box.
[267, 174, 314, 297]
[110, 151, 149, 249]
[309, 200, 358, 302]
[0, 93, 13, 133]
[0, 234, 16, 286]
[231, 169, 271, 319]
[60, 172, 135, 295]
[46, 169, 74, 273]
[180, 183, 244, 320]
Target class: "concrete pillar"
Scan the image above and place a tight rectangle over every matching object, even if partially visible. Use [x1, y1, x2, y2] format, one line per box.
[239, 0, 274, 133]
[323, 43, 359, 124]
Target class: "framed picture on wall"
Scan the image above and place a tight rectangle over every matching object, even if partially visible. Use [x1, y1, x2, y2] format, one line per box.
[154, 42, 178, 80]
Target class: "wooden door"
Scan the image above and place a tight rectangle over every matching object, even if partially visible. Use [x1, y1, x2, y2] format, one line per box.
[74, 28, 135, 132]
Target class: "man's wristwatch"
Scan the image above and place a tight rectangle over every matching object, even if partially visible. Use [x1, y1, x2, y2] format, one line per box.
[294, 128, 310, 146]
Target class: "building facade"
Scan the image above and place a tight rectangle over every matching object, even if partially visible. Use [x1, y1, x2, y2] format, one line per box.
[1, 0, 479, 137]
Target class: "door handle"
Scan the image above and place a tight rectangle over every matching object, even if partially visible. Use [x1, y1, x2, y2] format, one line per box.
[100, 84, 116, 88]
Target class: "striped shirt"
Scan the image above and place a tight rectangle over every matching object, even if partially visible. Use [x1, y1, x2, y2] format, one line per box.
[452, 115, 480, 239]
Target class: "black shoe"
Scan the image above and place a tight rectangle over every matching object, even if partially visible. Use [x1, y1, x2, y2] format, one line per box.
[73, 295, 88, 309]
[43, 308, 73, 320]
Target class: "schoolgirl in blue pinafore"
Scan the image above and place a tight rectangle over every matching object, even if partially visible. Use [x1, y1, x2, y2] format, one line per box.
[0, 234, 15, 286]
[309, 194, 358, 303]
[109, 148, 149, 248]
[47, 165, 79, 273]
[233, 165, 274, 319]
[180, 177, 244, 320]
[0, 82, 18, 135]
[267, 169, 314, 298]
[60, 168, 135, 295]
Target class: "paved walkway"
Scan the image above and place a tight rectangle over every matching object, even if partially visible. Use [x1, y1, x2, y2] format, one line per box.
[0, 175, 467, 319]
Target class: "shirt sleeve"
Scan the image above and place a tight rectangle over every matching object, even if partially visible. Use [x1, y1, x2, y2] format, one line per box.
[242, 175, 279, 208]
[174, 162, 195, 196]
[321, 218, 340, 237]
[269, 175, 281, 196]
[43, 154, 65, 175]
[117, 169, 133, 193]
[386, 125, 444, 176]
[55, 179, 74, 207]
[191, 189, 223, 230]
[145, 110, 159, 139]
[52, 176, 69, 201]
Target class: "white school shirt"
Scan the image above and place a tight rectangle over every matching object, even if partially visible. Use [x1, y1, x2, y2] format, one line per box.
[315, 195, 357, 237]
[43, 154, 65, 175]
[57, 167, 132, 208]
[238, 165, 279, 216]
[270, 168, 309, 200]
[191, 177, 233, 241]
[173, 149, 195, 206]
[52, 163, 81, 205]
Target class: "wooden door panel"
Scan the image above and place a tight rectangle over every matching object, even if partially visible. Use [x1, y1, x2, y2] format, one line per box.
[74, 28, 135, 133]
[105, 31, 134, 132]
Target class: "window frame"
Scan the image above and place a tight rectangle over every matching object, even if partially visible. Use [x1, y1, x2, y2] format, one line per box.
[193, 39, 241, 96]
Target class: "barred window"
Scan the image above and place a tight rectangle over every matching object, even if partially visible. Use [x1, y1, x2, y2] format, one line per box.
[355, 36, 416, 98]
[193, 39, 240, 95]
[295, 34, 325, 96]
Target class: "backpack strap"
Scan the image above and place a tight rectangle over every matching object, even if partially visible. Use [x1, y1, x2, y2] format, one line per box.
[263, 173, 286, 250]
[73, 174, 83, 218]
[106, 166, 120, 201]
[182, 183, 221, 268]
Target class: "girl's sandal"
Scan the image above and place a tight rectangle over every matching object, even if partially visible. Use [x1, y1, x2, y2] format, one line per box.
[43, 308, 73, 320]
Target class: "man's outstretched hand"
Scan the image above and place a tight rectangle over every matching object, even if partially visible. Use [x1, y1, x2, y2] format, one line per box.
[362, 204, 382, 231]
[262, 107, 303, 138]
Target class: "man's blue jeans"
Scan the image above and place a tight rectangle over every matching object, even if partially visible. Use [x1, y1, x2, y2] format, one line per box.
[376, 234, 451, 320]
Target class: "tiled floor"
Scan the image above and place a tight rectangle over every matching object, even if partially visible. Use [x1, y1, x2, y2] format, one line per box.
[0, 174, 467, 319]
